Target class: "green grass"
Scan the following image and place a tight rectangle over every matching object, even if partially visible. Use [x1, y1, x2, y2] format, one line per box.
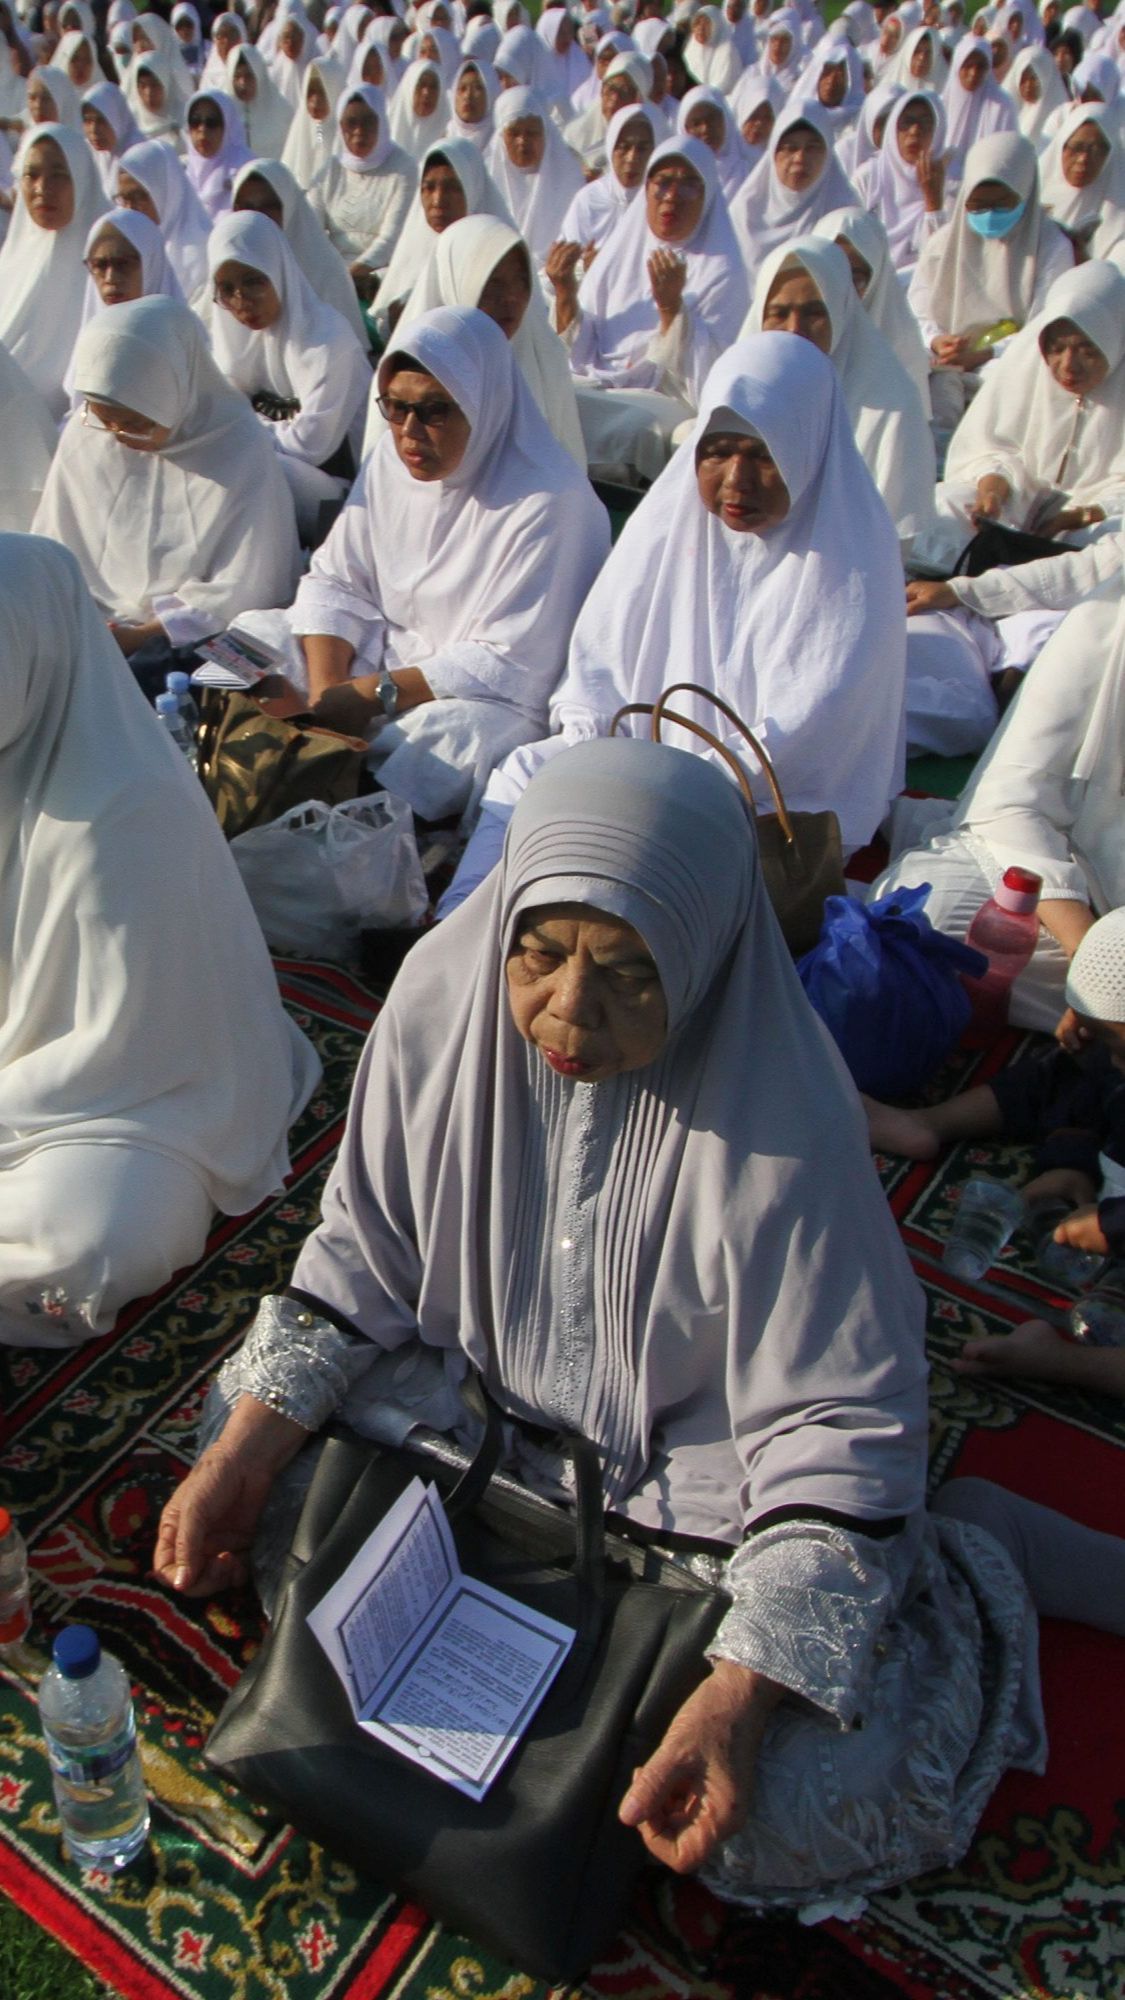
[0, 1897, 117, 2000]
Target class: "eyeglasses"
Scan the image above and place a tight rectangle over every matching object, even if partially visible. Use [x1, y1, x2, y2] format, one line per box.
[83, 401, 160, 443]
[212, 273, 271, 305]
[85, 253, 140, 279]
[648, 172, 704, 199]
[376, 391, 455, 430]
[188, 109, 224, 130]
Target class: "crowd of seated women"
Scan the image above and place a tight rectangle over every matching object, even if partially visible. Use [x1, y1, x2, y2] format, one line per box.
[4, 0, 1125, 1943]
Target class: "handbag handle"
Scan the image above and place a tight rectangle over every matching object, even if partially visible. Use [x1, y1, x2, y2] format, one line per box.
[611, 682, 798, 848]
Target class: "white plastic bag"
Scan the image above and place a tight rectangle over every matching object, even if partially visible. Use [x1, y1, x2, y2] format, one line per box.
[232, 795, 429, 961]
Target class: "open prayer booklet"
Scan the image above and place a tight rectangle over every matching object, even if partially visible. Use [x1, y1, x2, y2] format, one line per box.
[307, 1477, 575, 1801]
[191, 626, 288, 690]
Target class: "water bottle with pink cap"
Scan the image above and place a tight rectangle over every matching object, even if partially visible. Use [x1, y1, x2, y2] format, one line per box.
[961, 866, 1043, 1044]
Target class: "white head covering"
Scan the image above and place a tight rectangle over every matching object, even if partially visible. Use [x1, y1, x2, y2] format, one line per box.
[270, 0, 316, 110]
[171, 1, 204, 66]
[383, 210, 586, 463]
[56, 26, 107, 87]
[376, 133, 513, 309]
[1073, 49, 1121, 99]
[794, 32, 869, 133]
[839, 75, 902, 178]
[868, 88, 948, 264]
[487, 85, 587, 258]
[563, 50, 652, 168]
[551, 333, 906, 851]
[292, 731, 928, 1544]
[463, 13, 502, 66]
[743, 236, 936, 537]
[128, 11, 197, 98]
[494, 22, 570, 105]
[944, 257, 1125, 518]
[0, 531, 318, 1215]
[1040, 102, 1125, 255]
[411, 19, 462, 87]
[445, 55, 500, 148]
[1006, 42, 1070, 145]
[81, 80, 142, 190]
[558, 100, 657, 247]
[0, 344, 57, 533]
[759, 6, 804, 89]
[538, 4, 593, 98]
[230, 155, 368, 341]
[333, 81, 394, 171]
[731, 98, 859, 279]
[281, 56, 345, 188]
[886, 22, 950, 90]
[924, 129, 1069, 336]
[129, 42, 195, 142]
[38, 294, 302, 659]
[183, 88, 253, 217]
[0, 122, 108, 417]
[389, 57, 450, 158]
[67, 207, 187, 403]
[368, 16, 408, 97]
[1066, 907, 1125, 1019]
[676, 82, 753, 197]
[730, 66, 787, 157]
[199, 10, 246, 93]
[28, 64, 84, 130]
[684, 6, 745, 91]
[813, 201, 932, 402]
[116, 138, 212, 300]
[575, 135, 750, 388]
[942, 30, 1018, 175]
[225, 43, 294, 158]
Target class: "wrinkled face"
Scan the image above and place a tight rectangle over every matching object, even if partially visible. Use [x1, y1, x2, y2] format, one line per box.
[741, 101, 774, 147]
[67, 38, 93, 85]
[817, 60, 848, 106]
[896, 96, 936, 162]
[1040, 317, 1110, 395]
[601, 72, 639, 117]
[21, 135, 73, 228]
[233, 172, 284, 225]
[413, 69, 440, 117]
[213, 257, 283, 331]
[232, 54, 256, 102]
[696, 430, 791, 534]
[420, 157, 468, 227]
[137, 66, 166, 114]
[455, 64, 488, 122]
[612, 112, 654, 185]
[958, 50, 989, 90]
[477, 242, 532, 338]
[1062, 121, 1110, 188]
[341, 101, 380, 158]
[773, 121, 826, 190]
[86, 222, 143, 303]
[684, 102, 724, 151]
[503, 114, 546, 169]
[278, 21, 304, 59]
[82, 105, 117, 151]
[306, 75, 329, 119]
[27, 77, 57, 123]
[188, 96, 225, 157]
[382, 364, 471, 480]
[836, 233, 872, 297]
[1018, 67, 1041, 103]
[505, 905, 668, 1083]
[965, 174, 1021, 211]
[361, 47, 384, 84]
[116, 167, 159, 222]
[762, 266, 832, 350]
[645, 157, 706, 241]
[84, 395, 173, 451]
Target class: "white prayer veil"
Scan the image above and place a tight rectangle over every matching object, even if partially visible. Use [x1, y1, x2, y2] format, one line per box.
[0, 122, 108, 416]
[920, 128, 1068, 336]
[812, 202, 932, 403]
[731, 98, 859, 279]
[116, 138, 212, 299]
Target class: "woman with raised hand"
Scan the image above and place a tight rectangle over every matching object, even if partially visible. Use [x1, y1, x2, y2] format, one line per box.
[853, 90, 951, 276]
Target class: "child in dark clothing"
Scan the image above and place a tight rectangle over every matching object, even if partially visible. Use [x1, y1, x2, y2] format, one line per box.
[865, 908, 1125, 1393]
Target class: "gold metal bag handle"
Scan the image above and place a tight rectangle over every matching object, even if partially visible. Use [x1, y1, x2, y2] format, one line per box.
[610, 702, 755, 807]
[650, 681, 797, 847]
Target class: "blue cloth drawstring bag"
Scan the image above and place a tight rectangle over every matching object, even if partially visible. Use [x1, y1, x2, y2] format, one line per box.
[797, 884, 988, 1097]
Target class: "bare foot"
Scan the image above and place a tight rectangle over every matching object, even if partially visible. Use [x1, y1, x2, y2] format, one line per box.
[861, 1095, 940, 1160]
[954, 1317, 1073, 1383]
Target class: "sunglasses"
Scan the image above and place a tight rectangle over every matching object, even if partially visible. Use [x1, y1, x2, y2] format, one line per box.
[377, 391, 455, 430]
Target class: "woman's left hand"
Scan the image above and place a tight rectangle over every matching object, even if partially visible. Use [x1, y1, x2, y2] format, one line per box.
[110, 617, 164, 657]
[648, 248, 686, 324]
[618, 1658, 784, 1873]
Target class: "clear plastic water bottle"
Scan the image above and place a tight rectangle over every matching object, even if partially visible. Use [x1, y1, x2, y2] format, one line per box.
[1069, 1265, 1125, 1347]
[39, 1626, 150, 1870]
[165, 669, 199, 731]
[0, 1507, 31, 1654]
[155, 690, 199, 773]
[1024, 1198, 1105, 1291]
[961, 866, 1043, 1045]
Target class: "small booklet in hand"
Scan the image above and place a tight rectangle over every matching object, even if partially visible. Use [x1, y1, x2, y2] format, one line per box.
[307, 1477, 575, 1801]
[192, 627, 288, 690]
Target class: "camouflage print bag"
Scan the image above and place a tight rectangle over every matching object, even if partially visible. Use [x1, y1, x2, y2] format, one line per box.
[197, 688, 370, 840]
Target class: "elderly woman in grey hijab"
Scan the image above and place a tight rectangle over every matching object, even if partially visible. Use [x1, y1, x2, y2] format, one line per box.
[154, 736, 1125, 1911]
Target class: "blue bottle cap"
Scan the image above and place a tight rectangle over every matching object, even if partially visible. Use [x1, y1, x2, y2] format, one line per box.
[53, 1625, 101, 1679]
[166, 671, 190, 696]
[155, 692, 179, 718]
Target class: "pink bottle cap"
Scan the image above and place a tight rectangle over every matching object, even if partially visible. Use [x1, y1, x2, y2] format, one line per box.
[994, 866, 1042, 914]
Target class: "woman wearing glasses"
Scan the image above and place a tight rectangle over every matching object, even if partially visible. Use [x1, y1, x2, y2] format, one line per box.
[0, 121, 107, 418]
[183, 88, 252, 219]
[207, 208, 371, 541]
[548, 136, 747, 486]
[277, 305, 609, 825]
[63, 208, 187, 406]
[32, 295, 300, 689]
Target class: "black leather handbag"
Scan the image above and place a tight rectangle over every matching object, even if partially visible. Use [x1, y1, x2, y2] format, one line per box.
[205, 1394, 729, 1984]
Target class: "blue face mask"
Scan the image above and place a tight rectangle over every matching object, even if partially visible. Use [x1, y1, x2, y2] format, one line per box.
[966, 198, 1027, 239]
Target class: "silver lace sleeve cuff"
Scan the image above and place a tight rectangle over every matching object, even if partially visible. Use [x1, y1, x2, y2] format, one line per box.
[709, 1520, 909, 1728]
[211, 1293, 375, 1434]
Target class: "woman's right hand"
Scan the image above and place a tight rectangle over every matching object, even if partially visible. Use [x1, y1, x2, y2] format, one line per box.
[972, 474, 1009, 525]
[905, 578, 959, 615]
[153, 1397, 309, 1595]
[544, 239, 582, 295]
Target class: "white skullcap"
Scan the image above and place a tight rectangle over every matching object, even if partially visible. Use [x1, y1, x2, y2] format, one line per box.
[1064, 908, 1125, 1022]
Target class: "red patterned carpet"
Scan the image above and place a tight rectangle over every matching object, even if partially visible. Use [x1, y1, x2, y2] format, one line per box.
[1, 964, 1123, 2000]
